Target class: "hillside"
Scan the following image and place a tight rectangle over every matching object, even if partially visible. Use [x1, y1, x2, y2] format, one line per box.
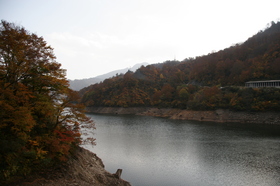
[80, 22, 280, 112]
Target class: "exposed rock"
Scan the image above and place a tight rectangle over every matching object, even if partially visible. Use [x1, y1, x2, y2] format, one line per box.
[87, 107, 280, 125]
[20, 147, 131, 186]
[86, 106, 149, 115]
[168, 109, 280, 125]
[114, 169, 123, 179]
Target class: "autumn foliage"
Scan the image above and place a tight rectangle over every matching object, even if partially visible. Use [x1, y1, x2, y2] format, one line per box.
[80, 21, 280, 111]
[0, 21, 95, 182]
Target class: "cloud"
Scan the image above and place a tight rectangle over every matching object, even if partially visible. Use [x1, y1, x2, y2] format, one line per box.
[43, 0, 280, 80]
[46, 30, 178, 79]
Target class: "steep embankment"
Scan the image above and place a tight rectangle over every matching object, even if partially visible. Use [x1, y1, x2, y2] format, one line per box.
[19, 147, 131, 186]
[87, 107, 280, 125]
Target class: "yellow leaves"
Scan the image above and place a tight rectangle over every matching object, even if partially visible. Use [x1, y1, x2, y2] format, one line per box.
[28, 140, 39, 147]
[178, 88, 189, 100]
[35, 147, 48, 160]
[27, 140, 47, 159]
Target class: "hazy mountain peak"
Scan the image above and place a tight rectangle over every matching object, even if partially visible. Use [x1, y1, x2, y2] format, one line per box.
[69, 62, 149, 90]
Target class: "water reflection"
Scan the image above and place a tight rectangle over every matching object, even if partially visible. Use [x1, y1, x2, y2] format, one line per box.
[83, 114, 280, 186]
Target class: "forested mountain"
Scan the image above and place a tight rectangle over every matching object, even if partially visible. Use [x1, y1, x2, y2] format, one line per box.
[80, 22, 280, 112]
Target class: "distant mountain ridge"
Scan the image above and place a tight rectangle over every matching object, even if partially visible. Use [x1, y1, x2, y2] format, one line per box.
[69, 62, 149, 90]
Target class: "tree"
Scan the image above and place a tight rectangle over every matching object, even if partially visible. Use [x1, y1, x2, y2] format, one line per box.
[0, 20, 95, 182]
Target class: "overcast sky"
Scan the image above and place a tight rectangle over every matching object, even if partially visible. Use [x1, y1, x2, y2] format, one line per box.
[1, 0, 279, 80]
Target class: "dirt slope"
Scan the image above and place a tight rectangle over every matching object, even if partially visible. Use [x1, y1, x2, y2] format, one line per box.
[19, 147, 131, 186]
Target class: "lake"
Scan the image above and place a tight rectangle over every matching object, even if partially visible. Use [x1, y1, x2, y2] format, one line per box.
[82, 113, 280, 186]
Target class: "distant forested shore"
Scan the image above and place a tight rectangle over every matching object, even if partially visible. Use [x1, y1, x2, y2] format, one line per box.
[86, 107, 280, 125]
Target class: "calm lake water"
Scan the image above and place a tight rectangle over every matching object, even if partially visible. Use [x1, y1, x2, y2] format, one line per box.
[83, 114, 280, 186]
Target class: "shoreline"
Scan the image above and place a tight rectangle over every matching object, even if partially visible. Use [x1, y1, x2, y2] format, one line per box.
[86, 107, 280, 125]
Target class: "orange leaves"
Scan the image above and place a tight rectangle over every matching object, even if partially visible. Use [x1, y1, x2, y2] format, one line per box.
[35, 147, 48, 160]
[47, 129, 81, 161]
[54, 130, 76, 143]
[152, 84, 176, 106]
[28, 140, 39, 147]
[0, 21, 96, 181]
[1, 90, 36, 140]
